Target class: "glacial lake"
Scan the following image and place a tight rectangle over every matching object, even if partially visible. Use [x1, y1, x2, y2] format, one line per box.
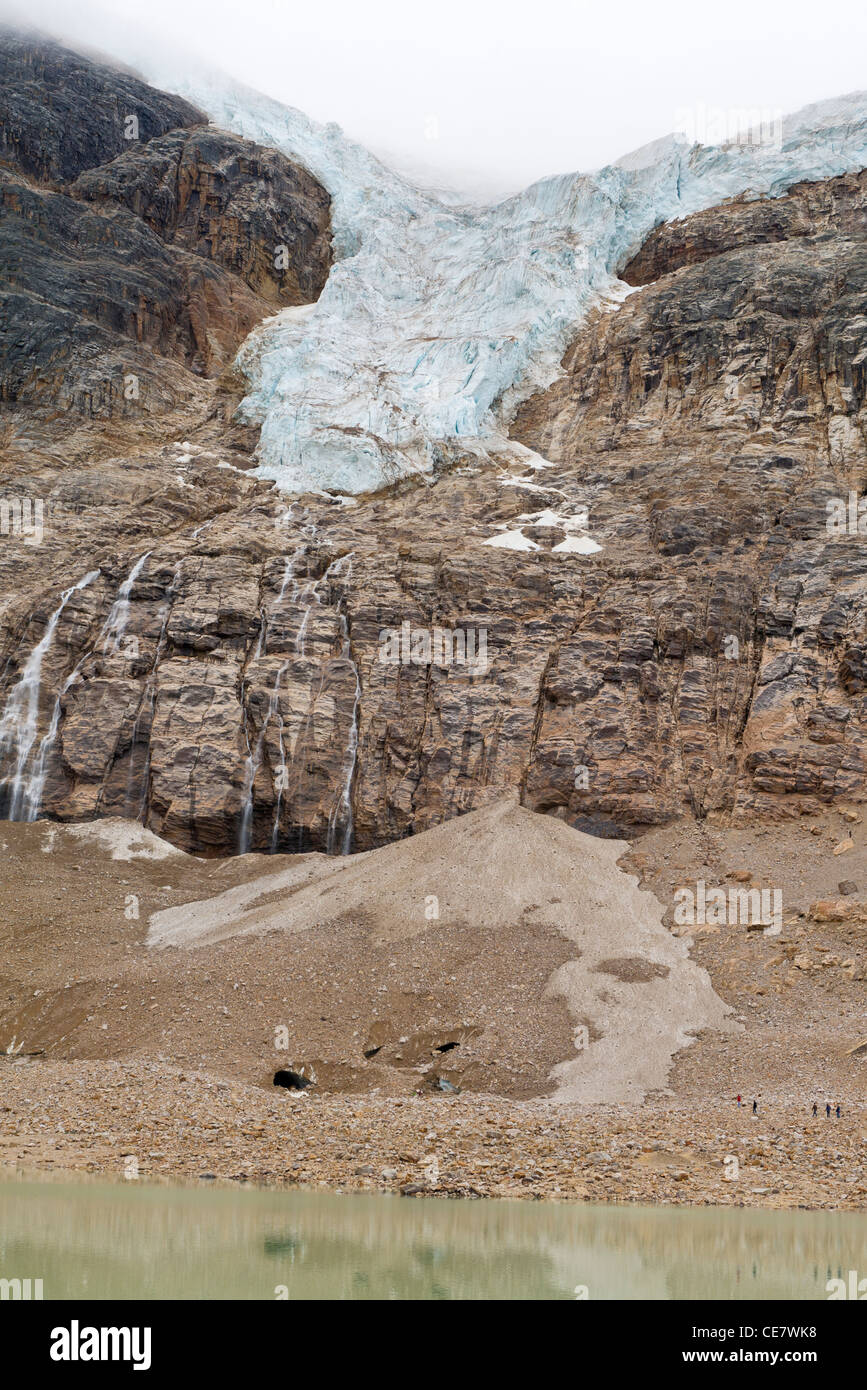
[1, 1176, 865, 1300]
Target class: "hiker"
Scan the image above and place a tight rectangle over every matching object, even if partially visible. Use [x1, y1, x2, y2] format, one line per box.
[812, 1102, 818, 1117]
[752, 1099, 758, 1114]
[826, 1102, 831, 1117]
[836, 1104, 841, 1119]
[737, 1094, 742, 1107]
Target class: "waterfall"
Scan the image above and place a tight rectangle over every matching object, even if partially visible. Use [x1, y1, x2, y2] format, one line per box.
[23, 664, 84, 823]
[102, 552, 151, 654]
[274, 553, 299, 606]
[326, 607, 361, 857]
[295, 553, 351, 655]
[238, 552, 356, 854]
[269, 699, 289, 852]
[0, 570, 100, 820]
[265, 554, 301, 851]
[238, 658, 291, 854]
[252, 613, 267, 662]
[294, 581, 319, 656]
[249, 552, 302, 666]
[24, 554, 155, 822]
[124, 562, 183, 819]
[239, 552, 312, 852]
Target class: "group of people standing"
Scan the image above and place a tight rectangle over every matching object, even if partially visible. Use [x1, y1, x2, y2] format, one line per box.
[735, 1095, 843, 1118]
[812, 1101, 843, 1118]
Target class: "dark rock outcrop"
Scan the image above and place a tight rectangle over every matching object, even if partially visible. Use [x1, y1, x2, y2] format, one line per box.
[0, 29, 332, 417]
[621, 170, 867, 286]
[0, 29, 204, 183]
[0, 170, 272, 406]
[73, 127, 332, 306]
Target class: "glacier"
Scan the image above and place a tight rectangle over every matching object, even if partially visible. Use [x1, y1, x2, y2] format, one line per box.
[143, 66, 867, 495]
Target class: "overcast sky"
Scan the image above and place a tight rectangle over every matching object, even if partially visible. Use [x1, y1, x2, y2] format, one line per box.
[5, 0, 867, 199]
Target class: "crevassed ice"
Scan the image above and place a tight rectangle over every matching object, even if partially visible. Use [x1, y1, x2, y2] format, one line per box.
[145, 69, 867, 495]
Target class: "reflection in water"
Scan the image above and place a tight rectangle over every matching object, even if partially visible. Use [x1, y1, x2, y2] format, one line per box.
[0, 1177, 864, 1300]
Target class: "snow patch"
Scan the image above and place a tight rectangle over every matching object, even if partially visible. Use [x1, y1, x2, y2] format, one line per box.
[483, 529, 540, 552]
[64, 819, 186, 862]
[553, 533, 603, 555]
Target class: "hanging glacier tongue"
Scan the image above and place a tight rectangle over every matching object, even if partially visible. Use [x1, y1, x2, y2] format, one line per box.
[144, 70, 867, 495]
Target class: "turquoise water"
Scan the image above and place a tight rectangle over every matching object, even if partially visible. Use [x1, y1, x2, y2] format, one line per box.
[1, 1176, 864, 1300]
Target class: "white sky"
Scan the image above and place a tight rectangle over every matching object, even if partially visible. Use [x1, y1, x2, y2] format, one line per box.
[4, 0, 867, 199]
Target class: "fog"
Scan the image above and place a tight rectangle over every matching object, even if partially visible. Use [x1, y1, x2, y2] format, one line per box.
[3, 0, 867, 198]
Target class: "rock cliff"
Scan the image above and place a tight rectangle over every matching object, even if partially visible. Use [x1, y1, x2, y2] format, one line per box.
[0, 32, 864, 853]
[0, 31, 332, 415]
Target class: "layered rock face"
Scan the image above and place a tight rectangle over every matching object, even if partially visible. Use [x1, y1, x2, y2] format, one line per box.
[0, 33, 864, 853]
[0, 30, 202, 182]
[510, 182, 867, 824]
[72, 126, 332, 306]
[620, 170, 867, 286]
[0, 32, 332, 415]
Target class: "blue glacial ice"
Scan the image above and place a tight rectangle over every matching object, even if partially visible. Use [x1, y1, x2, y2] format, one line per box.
[143, 68, 867, 495]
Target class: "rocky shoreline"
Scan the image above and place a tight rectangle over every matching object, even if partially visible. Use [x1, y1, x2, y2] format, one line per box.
[2, 1060, 864, 1210]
